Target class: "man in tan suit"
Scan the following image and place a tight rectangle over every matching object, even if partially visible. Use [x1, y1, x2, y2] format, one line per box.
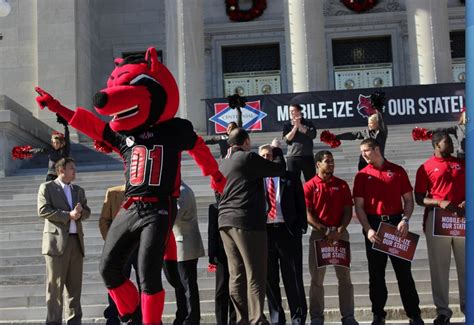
[38, 157, 91, 325]
[99, 185, 126, 240]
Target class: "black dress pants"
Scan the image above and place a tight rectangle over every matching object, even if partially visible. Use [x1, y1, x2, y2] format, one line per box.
[286, 156, 315, 182]
[215, 257, 236, 325]
[174, 259, 201, 325]
[266, 225, 307, 325]
[364, 216, 421, 318]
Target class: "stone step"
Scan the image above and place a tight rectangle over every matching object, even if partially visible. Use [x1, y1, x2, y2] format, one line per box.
[0, 276, 461, 310]
[0, 265, 458, 299]
[0, 241, 432, 269]
[0, 292, 462, 322]
[0, 220, 427, 245]
[0, 263, 457, 298]
[0, 250, 449, 288]
[0, 218, 427, 242]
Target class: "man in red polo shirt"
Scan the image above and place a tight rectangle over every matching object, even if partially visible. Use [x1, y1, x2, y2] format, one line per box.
[304, 150, 358, 325]
[353, 138, 423, 325]
[414, 131, 465, 325]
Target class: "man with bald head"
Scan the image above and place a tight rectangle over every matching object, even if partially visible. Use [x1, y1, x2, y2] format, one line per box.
[218, 128, 285, 324]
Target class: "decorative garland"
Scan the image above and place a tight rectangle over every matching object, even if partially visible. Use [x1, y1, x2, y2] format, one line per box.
[341, 0, 378, 13]
[225, 0, 267, 22]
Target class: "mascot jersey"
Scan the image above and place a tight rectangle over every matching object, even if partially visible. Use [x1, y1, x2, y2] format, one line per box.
[101, 119, 196, 198]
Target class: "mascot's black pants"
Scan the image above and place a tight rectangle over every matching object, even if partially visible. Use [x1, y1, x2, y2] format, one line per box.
[100, 198, 176, 325]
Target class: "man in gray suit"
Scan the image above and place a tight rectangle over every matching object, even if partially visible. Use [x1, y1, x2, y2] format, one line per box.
[37, 157, 91, 325]
[173, 181, 205, 325]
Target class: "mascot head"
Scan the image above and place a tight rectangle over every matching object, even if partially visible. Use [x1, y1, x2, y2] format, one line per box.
[92, 47, 179, 133]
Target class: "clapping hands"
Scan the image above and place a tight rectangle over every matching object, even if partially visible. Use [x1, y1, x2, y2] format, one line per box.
[69, 203, 83, 220]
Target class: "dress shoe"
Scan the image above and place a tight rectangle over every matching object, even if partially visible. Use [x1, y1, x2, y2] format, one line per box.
[371, 315, 385, 325]
[310, 318, 324, 325]
[342, 316, 359, 325]
[433, 314, 450, 325]
[105, 318, 121, 325]
[409, 315, 424, 325]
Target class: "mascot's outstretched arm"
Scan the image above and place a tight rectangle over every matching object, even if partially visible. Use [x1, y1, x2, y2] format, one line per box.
[188, 136, 226, 194]
[35, 87, 107, 143]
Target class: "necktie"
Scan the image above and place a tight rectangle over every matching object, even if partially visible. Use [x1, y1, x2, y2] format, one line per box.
[64, 184, 73, 209]
[64, 184, 77, 234]
[267, 178, 276, 219]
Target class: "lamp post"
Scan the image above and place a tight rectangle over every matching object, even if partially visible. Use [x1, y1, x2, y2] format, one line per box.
[0, 0, 11, 17]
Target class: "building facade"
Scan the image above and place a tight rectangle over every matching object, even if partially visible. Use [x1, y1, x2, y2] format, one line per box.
[0, 0, 465, 133]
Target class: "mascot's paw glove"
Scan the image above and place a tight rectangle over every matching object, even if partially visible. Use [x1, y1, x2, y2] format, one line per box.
[35, 87, 74, 122]
[412, 127, 432, 141]
[320, 130, 341, 148]
[211, 170, 226, 194]
[11, 145, 33, 160]
[35, 87, 60, 112]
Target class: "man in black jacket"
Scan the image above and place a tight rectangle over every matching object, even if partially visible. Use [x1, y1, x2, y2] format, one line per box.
[259, 144, 308, 325]
[218, 128, 286, 325]
[282, 104, 317, 181]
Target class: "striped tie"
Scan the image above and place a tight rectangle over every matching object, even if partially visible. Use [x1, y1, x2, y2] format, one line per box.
[267, 178, 276, 219]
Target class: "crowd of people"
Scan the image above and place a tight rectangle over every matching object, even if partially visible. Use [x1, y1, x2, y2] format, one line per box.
[35, 102, 465, 325]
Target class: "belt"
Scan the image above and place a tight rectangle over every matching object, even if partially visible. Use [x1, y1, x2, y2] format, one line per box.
[69, 233, 78, 236]
[267, 222, 285, 228]
[367, 214, 402, 222]
[122, 196, 161, 209]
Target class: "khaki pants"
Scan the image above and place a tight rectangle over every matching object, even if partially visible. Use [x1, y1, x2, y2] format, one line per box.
[45, 235, 83, 325]
[425, 211, 465, 317]
[308, 228, 354, 321]
[220, 227, 269, 325]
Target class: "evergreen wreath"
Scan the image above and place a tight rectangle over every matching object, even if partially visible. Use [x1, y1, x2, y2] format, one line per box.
[225, 0, 267, 22]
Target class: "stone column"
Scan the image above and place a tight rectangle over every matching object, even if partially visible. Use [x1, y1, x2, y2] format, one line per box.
[284, 0, 328, 92]
[36, 0, 80, 140]
[406, 0, 452, 84]
[165, 0, 206, 132]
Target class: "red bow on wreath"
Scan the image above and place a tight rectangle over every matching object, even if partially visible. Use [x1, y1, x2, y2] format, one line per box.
[412, 127, 432, 141]
[320, 130, 341, 148]
[11, 145, 33, 160]
[225, 0, 267, 22]
[341, 0, 378, 13]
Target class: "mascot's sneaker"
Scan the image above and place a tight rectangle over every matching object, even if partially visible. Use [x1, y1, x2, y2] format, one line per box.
[119, 306, 141, 324]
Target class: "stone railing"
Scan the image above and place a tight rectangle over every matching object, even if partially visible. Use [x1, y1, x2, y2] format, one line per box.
[0, 95, 53, 177]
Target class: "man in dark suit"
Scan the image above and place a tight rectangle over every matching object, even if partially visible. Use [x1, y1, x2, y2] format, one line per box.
[173, 181, 205, 325]
[259, 144, 308, 325]
[37, 157, 91, 325]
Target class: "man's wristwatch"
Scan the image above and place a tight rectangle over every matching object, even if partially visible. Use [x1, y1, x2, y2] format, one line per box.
[401, 216, 410, 224]
[325, 226, 336, 236]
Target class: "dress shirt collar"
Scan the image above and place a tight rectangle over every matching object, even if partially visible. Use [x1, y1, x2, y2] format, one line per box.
[57, 178, 72, 189]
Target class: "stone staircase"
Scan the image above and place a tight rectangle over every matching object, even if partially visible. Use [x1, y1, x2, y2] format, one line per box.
[0, 121, 464, 323]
